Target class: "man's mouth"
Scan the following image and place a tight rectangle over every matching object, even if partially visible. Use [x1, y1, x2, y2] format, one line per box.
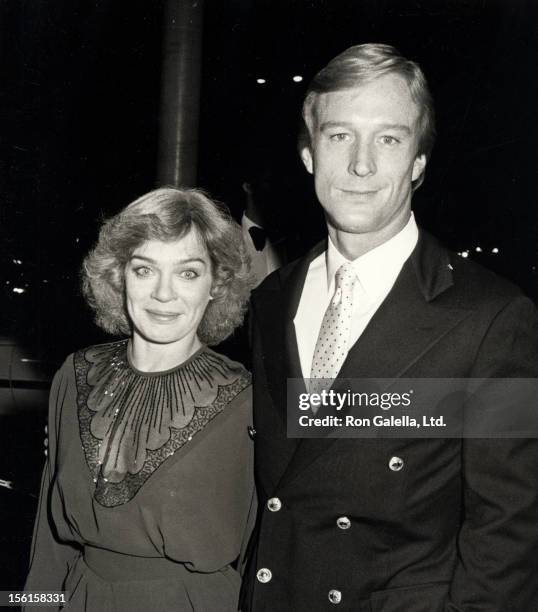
[338, 188, 379, 197]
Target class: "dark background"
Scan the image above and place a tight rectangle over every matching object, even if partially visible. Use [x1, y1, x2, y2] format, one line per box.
[1, 0, 537, 592]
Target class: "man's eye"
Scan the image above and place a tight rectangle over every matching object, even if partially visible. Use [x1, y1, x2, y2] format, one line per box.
[329, 133, 350, 142]
[134, 266, 152, 277]
[380, 135, 400, 145]
[180, 269, 199, 280]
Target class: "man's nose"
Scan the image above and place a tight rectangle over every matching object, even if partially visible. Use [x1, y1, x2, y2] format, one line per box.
[349, 141, 376, 177]
[151, 274, 177, 302]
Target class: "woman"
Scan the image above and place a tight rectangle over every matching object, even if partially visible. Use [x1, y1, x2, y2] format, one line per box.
[25, 188, 256, 611]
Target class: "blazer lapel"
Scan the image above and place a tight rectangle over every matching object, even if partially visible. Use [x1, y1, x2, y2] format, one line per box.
[256, 241, 326, 411]
[277, 231, 471, 490]
[337, 234, 468, 381]
[253, 241, 326, 490]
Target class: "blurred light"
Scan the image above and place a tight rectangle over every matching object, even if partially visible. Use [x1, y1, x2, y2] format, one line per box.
[12, 259, 22, 265]
[491, 247, 499, 254]
[43, 279, 49, 283]
[292, 75, 303, 83]
[256, 78, 266, 84]
[12, 287, 25, 294]
[460, 251, 469, 259]
[75, 237, 80, 243]
[475, 246, 482, 253]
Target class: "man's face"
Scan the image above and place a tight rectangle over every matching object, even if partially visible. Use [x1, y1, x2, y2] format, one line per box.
[301, 73, 426, 243]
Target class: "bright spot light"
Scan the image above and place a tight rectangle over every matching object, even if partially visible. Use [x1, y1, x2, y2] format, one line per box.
[475, 246, 482, 253]
[461, 251, 469, 259]
[491, 247, 499, 254]
[256, 78, 266, 84]
[292, 75, 303, 82]
[13, 287, 25, 294]
[12, 259, 22, 265]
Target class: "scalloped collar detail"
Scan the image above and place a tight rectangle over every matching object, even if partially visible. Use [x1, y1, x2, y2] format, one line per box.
[74, 340, 250, 507]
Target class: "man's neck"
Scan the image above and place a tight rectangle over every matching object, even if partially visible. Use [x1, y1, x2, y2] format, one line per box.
[327, 214, 412, 261]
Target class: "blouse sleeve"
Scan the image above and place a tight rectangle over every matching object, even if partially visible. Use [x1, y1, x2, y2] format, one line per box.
[24, 357, 81, 595]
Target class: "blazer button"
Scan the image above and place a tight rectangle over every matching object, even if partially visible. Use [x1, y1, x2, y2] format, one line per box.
[256, 568, 272, 583]
[389, 456, 404, 471]
[267, 497, 282, 512]
[328, 589, 342, 604]
[336, 516, 351, 530]
[248, 426, 256, 439]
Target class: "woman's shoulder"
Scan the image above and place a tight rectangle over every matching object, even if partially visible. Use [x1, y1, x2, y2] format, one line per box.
[73, 338, 127, 363]
[49, 340, 127, 396]
[200, 348, 252, 420]
[203, 347, 251, 387]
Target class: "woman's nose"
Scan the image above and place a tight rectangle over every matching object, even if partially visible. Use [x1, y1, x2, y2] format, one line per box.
[151, 274, 177, 302]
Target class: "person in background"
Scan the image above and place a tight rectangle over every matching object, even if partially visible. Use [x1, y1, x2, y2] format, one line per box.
[241, 43, 538, 611]
[241, 167, 286, 286]
[25, 187, 256, 611]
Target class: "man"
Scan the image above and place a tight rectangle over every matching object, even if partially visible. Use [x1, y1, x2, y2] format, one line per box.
[241, 44, 538, 611]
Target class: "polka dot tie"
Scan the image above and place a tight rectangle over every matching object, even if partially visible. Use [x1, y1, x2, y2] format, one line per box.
[309, 262, 357, 402]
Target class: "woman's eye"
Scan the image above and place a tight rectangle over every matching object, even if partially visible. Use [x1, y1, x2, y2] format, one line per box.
[134, 266, 152, 277]
[180, 269, 199, 280]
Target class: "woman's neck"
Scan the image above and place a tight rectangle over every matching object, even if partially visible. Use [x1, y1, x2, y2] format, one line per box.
[128, 333, 203, 373]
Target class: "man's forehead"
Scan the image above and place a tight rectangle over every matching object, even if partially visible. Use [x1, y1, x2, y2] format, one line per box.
[313, 73, 420, 128]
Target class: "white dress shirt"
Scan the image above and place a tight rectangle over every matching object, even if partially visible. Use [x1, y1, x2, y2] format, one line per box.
[294, 214, 419, 378]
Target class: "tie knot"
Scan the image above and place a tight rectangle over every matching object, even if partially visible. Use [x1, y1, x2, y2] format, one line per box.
[335, 262, 356, 290]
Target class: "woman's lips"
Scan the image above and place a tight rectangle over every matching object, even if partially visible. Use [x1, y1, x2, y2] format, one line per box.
[145, 310, 181, 323]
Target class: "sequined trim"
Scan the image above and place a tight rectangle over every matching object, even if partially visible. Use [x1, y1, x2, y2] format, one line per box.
[74, 340, 251, 507]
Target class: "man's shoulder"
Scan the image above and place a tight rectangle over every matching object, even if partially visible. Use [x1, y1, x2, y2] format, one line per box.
[420, 230, 530, 311]
[252, 243, 320, 300]
[253, 258, 299, 293]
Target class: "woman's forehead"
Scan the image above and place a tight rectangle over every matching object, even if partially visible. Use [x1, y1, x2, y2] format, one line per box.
[132, 230, 210, 263]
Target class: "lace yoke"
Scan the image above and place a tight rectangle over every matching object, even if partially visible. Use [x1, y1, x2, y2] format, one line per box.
[73, 340, 251, 507]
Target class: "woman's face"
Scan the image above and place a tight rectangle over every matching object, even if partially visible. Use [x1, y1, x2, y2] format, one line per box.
[124, 230, 213, 347]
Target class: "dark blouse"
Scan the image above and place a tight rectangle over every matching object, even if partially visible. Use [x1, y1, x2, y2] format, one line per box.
[25, 340, 256, 611]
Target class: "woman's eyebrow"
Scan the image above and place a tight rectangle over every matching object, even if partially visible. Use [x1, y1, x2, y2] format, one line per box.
[130, 254, 207, 265]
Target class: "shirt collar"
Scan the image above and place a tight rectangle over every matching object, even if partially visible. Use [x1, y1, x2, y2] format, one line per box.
[326, 213, 419, 298]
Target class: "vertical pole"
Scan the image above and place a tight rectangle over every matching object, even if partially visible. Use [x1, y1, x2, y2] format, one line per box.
[157, 0, 204, 187]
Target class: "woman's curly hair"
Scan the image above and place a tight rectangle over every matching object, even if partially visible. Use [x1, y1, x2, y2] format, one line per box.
[82, 187, 254, 345]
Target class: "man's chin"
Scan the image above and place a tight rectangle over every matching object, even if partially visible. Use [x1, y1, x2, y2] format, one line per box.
[326, 214, 379, 236]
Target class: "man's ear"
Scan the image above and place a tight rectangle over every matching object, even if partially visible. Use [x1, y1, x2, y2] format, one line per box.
[411, 154, 426, 182]
[300, 146, 314, 175]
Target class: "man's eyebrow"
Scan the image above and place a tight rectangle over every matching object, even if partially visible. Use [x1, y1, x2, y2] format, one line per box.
[376, 123, 412, 134]
[319, 121, 412, 134]
[319, 121, 354, 131]
[130, 254, 207, 265]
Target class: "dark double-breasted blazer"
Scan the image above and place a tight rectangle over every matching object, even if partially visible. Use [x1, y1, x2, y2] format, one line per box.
[241, 231, 538, 612]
